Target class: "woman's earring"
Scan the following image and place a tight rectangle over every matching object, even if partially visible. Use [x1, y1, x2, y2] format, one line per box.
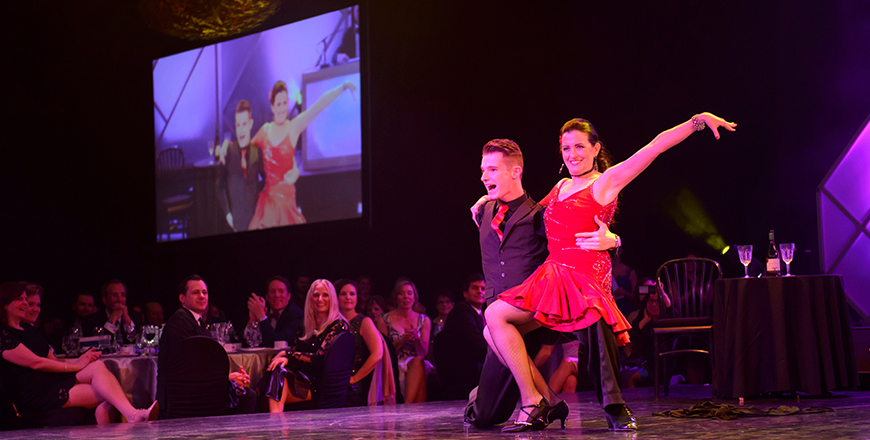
[559, 164, 564, 174]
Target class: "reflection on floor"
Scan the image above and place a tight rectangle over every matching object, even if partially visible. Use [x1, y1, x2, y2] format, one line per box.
[5, 385, 870, 439]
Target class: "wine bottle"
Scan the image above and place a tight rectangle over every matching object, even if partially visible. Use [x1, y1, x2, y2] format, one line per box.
[766, 229, 780, 277]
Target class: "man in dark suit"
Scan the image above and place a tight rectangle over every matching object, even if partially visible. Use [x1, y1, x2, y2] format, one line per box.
[435, 274, 488, 400]
[246, 275, 304, 348]
[157, 275, 255, 418]
[216, 99, 266, 232]
[82, 280, 137, 344]
[466, 138, 629, 429]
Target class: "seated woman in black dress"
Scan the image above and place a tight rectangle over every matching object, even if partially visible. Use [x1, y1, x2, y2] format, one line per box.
[264, 279, 349, 412]
[335, 279, 387, 406]
[0, 282, 158, 424]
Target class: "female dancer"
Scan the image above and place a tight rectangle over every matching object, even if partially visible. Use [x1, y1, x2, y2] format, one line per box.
[0, 282, 158, 424]
[336, 279, 387, 406]
[264, 279, 348, 412]
[483, 113, 736, 431]
[248, 80, 356, 229]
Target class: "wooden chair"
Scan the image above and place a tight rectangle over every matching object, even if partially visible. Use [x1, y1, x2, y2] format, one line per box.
[653, 257, 722, 398]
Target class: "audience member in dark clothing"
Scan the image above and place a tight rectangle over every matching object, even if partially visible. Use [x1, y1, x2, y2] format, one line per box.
[336, 279, 389, 406]
[435, 274, 488, 401]
[1, 282, 157, 424]
[81, 280, 136, 344]
[264, 279, 349, 411]
[247, 276, 304, 348]
[157, 275, 254, 418]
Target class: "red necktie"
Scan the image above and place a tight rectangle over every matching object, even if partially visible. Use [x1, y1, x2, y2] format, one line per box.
[491, 204, 509, 242]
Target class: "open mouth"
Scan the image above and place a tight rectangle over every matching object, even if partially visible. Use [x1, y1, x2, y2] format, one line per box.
[486, 184, 496, 192]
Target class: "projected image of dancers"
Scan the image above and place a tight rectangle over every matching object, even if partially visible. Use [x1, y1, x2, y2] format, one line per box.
[247, 80, 356, 230]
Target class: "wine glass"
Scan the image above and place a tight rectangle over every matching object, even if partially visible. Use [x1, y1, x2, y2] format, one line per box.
[779, 243, 795, 276]
[141, 325, 160, 355]
[737, 245, 753, 278]
[207, 138, 215, 160]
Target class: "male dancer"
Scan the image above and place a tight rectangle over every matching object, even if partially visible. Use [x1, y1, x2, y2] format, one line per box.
[466, 138, 634, 430]
[217, 100, 274, 232]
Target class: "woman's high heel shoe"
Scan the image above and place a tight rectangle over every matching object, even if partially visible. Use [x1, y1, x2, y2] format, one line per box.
[502, 398, 548, 433]
[124, 400, 159, 423]
[532, 400, 568, 430]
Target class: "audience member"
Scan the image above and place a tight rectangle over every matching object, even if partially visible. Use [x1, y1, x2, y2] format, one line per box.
[365, 295, 387, 329]
[82, 280, 136, 344]
[356, 275, 373, 307]
[67, 293, 98, 333]
[157, 275, 255, 418]
[547, 340, 584, 393]
[263, 279, 349, 411]
[143, 302, 165, 326]
[291, 275, 313, 309]
[378, 278, 432, 403]
[1, 282, 157, 424]
[207, 304, 228, 324]
[335, 279, 392, 406]
[430, 289, 454, 339]
[247, 276, 304, 348]
[621, 279, 662, 388]
[611, 248, 638, 317]
[434, 274, 487, 400]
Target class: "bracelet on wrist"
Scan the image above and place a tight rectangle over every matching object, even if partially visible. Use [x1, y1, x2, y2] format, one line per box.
[691, 115, 706, 131]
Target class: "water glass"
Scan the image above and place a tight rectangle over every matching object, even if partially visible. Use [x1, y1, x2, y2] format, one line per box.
[779, 243, 795, 276]
[737, 245, 753, 278]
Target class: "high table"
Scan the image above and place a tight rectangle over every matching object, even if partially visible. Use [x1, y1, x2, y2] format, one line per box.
[100, 349, 279, 407]
[712, 275, 859, 398]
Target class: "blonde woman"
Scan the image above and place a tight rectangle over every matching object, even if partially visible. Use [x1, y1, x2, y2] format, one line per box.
[265, 279, 348, 412]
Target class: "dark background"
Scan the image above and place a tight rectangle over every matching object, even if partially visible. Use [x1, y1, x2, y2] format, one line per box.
[4, 0, 869, 325]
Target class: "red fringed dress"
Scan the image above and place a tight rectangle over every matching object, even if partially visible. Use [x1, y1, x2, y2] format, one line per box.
[497, 179, 631, 345]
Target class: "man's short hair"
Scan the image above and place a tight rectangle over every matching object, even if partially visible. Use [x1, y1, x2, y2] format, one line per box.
[177, 274, 203, 296]
[462, 273, 485, 292]
[101, 279, 126, 298]
[267, 275, 290, 292]
[236, 99, 252, 117]
[482, 139, 523, 168]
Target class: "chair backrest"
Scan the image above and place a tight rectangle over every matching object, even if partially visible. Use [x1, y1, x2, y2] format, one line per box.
[165, 336, 230, 419]
[314, 330, 355, 409]
[156, 147, 185, 173]
[656, 257, 722, 319]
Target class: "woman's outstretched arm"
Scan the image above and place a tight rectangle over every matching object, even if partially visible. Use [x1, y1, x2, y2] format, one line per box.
[289, 81, 357, 145]
[593, 112, 736, 205]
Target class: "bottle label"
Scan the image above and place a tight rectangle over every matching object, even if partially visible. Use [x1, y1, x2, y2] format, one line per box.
[767, 258, 780, 273]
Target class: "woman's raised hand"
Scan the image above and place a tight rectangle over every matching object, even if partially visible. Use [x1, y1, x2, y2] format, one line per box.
[698, 112, 737, 140]
[343, 81, 357, 100]
[470, 195, 489, 227]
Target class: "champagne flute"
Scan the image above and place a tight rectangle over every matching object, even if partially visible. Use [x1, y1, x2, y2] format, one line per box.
[737, 245, 753, 278]
[779, 243, 795, 276]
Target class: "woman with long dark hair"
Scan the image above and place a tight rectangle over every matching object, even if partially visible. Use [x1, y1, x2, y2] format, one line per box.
[0, 282, 158, 423]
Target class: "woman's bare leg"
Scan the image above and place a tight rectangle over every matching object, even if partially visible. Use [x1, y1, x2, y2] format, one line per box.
[404, 357, 427, 403]
[268, 380, 290, 412]
[483, 300, 544, 414]
[65, 362, 137, 422]
[95, 401, 115, 424]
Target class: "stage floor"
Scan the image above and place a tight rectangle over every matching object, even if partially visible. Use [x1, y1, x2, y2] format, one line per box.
[5, 385, 870, 439]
